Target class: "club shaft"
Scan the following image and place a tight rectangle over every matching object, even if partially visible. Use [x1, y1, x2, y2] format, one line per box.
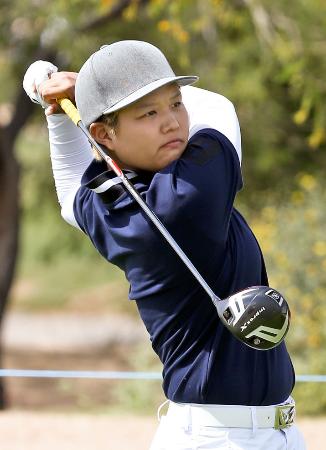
[58, 99, 220, 307]
[120, 174, 219, 306]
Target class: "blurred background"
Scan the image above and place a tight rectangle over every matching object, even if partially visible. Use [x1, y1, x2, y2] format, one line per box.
[0, 0, 325, 448]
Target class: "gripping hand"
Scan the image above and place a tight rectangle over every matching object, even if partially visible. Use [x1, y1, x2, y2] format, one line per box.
[23, 60, 58, 108]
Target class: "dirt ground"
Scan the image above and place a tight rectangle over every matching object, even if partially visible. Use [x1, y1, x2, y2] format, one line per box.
[0, 411, 157, 450]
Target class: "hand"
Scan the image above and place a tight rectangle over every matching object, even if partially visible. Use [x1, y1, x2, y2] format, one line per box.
[38, 71, 78, 116]
[23, 60, 78, 116]
[23, 60, 58, 110]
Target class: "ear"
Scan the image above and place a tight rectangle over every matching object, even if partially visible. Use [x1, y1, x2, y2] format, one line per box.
[89, 122, 115, 150]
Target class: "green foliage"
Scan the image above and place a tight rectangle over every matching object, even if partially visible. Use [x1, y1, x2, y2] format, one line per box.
[2, 0, 325, 185]
[250, 173, 326, 354]
[110, 343, 164, 415]
[2, 0, 326, 415]
[158, 0, 326, 182]
[247, 173, 326, 414]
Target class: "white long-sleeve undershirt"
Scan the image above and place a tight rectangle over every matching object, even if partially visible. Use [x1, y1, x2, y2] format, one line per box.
[46, 86, 242, 229]
[47, 113, 92, 228]
[182, 86, 242, 163]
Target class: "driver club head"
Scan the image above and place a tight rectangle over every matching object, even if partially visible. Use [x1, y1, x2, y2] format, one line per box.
[216, 286, 290, 350]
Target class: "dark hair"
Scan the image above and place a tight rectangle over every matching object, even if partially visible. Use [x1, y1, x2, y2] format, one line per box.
[92, 111, 120, 161]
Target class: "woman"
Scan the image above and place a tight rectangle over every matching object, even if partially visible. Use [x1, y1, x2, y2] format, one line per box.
[23, 40, 306, 449]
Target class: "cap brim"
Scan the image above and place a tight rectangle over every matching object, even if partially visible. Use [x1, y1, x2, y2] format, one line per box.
[102, 75, 198, 115]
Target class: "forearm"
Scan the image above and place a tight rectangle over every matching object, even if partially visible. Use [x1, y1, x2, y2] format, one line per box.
[47, 113, 93, 227]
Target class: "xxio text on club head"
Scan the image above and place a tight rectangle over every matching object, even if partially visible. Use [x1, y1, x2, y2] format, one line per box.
[216, 286, 290, 350]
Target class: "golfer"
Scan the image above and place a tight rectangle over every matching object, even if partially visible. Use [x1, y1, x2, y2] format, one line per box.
[23, 40, 306, 449]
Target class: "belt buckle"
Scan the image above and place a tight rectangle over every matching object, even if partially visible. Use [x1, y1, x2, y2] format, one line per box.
[274, 403, 296, 430]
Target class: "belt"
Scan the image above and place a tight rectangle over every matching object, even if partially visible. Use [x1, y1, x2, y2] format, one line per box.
[166, 400, 296, 430]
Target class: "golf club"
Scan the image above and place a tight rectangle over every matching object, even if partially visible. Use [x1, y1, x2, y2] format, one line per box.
[57, 98, 290, 351]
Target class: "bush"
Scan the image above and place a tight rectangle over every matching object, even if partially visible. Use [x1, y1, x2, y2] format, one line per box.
[248, 173, 326, 414]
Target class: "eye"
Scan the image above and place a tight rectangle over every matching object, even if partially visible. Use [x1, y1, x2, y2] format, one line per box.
[143, 110, 157, 117]
[172, 101, 182, 109]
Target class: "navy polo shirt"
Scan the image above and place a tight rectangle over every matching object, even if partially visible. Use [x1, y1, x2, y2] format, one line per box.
[73, 128, 295, 405]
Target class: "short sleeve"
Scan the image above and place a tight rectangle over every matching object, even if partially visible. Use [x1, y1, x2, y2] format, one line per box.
[145, 129, 243, 253]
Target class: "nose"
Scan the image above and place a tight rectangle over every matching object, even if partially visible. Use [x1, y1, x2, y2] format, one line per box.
[161, 111, 180, 133]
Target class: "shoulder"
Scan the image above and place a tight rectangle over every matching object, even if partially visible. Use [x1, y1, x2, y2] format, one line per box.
[182, 128, 237, 167]
[181, 86, 242, 163]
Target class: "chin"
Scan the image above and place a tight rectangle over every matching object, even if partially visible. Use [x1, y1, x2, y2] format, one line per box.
[157, 156, 179, 171]
[162, 147, 186, 168]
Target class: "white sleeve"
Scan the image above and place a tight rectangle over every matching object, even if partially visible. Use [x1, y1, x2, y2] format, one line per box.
[181, 85, 242, 164]
[46, 114, 93, 229]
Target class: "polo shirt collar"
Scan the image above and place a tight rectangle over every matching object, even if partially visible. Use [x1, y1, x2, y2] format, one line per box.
[81, 159, 138, 204]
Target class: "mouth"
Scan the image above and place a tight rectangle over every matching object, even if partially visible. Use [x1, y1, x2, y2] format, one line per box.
[159, 138, 184, 149]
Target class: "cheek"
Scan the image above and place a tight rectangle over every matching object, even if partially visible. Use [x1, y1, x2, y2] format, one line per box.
[128, 126, 157, 149]
[114, 130, 153, 163]
[182, 111, 190, 133]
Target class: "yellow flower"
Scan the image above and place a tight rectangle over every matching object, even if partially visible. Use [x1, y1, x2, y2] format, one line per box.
[251, 222, 276, 252]
[307, 334, 321, 348]
[293, 109, 308, 125]
[293, 96, 311, 125]
[313, 241, 326, 257]
[176, 29, 189, 43]
[123, 1, 138, 21]
[211, 0, 222, 6]
[308, 127, 325, 149]
[101, 0, 115, 9]
[158, 20, 170, 32]
[298, 174, 317, 191]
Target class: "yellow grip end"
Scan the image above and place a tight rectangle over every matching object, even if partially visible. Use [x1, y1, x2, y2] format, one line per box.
[57, 98, 81, 125]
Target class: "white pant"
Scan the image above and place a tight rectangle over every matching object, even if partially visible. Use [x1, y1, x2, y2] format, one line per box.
[149, 400, 306, 450]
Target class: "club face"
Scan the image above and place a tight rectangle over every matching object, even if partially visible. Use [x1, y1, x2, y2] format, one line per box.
[216, 286, 291, 350]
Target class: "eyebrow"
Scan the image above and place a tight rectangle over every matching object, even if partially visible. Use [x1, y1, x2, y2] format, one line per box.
[135, 89, 181, 110]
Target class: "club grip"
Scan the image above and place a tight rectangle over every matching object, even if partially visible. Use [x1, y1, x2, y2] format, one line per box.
[57, 98, 81, 125]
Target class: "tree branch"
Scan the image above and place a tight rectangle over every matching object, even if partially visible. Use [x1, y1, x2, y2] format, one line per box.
[3, 47, 61, 143]
[79, 0, 149, 32]
[241, 0, 275, 48]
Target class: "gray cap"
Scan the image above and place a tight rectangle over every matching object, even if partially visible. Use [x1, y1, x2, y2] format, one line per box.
[75, 40, 198, 127]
